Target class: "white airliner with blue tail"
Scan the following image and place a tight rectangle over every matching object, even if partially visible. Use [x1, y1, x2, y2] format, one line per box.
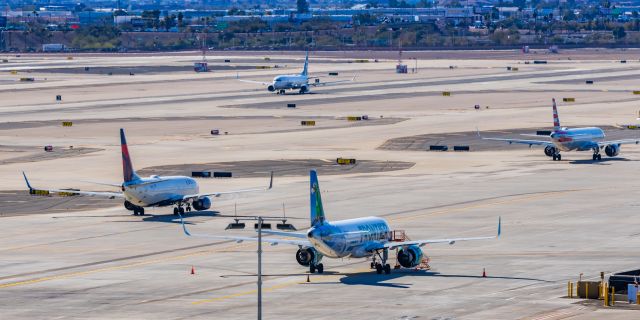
[238, 52, 355, 95]
[23, 128, 272, 216]
[180, 170, 500, 274]
[479, 98, 640, 161]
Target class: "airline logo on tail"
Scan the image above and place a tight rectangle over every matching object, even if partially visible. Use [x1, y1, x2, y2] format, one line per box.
[552, 98, 561, 131]
[301, 51, 309, 77]
[310, 170, 325, 226]
[120, 129, 139, 183]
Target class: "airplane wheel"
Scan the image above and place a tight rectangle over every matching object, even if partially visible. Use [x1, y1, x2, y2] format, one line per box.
[317, 263, 324, 274]
[370, 262, 375, 269]
[552, 155, 557, 161]
[179, 207, 185, 214]
[139, 207, 145, 216]
[280, 89, 285, 95]
[557, 154, 562, 161]
[592, 154, 597, 161]
[375, 264, 383, 274]
[597, 154, 602, 160]
[310, 264, 316, 274]
[384, 264, 391, 274]
[173, 207, 179, 215]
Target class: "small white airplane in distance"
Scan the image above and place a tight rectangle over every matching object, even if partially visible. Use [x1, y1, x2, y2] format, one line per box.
[23, 128, 273, 216]
[479, 98, 640, 161]
[180, 170, 500, 275]
[237, 51, 355, 95]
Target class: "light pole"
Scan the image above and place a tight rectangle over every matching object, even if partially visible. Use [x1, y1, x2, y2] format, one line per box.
[225, 214, 297, 320]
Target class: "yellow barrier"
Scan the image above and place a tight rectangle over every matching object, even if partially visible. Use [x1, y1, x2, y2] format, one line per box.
[568, 281, 573, 298]
[336, 158, 356, 165]
[634, 91, 640, 95]
[354, 59, 369, 63]
[10, 70, 17, 74]
[347, 116, 362, 121]
[19, 77, 34, 82]
[30, 189, 50, 196]
[442, 91, 451, 96]
[256, 66, 271, 69]
[300, 121, 315, 126]
[62, 121, 73, 127]
[511, 67, 519, 71]
[58, 191, 79, 197]
[604, 283, 608, 306]
[563, 97, 575, 102]
[611, 287, 615, 306]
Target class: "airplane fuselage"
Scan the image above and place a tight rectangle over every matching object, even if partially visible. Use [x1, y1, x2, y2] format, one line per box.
[307, 216, 391, 259]
[270, 75, 309, 91]
[550, 127, 605, 151]
[123, 176, 198, 207]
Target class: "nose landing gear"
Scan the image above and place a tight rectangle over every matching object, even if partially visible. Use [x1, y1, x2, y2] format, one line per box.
[592, 148, 602, 161]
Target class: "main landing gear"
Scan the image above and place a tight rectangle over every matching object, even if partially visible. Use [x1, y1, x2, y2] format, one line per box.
[173, 204, 192, 216]
[309, 263, 324, 274]
[592, 148, 602, 161]
[278, 89, 286, 95]
[371, 249, 392, 275]
[552, 152, 562, 161]
[133, 206, 145, 216]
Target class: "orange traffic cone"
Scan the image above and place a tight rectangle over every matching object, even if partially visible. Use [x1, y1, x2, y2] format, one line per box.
[191, 266, 195, 275]
[482, 268, 487, 278]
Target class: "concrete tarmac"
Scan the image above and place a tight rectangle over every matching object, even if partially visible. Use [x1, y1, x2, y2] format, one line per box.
[1, 50, 640, 319]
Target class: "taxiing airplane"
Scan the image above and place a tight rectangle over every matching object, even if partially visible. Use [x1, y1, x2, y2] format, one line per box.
[23, 128, 272, 216]
[180, 170, 500, 274]
[238, 52, 355, 94]
[479, 98, 640, 161]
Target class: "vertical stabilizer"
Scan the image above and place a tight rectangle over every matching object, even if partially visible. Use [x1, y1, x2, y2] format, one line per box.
[552, 98, 561, 131]
[310, 170, 326, 226]
[301, 51, 309, 77]
[120, 128, 139, 182]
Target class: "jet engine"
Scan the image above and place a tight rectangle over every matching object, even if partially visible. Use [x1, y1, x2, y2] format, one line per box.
[544, 146, 557, 157]
[267, 85, 276, 92]
[300, 85, 308, 93]
[397, 245, 424, 268]
[124, 200, 136, 211]
[192, 197, 212, 211]
[296, 247, 322, 266]
[605, 144, 620, 157]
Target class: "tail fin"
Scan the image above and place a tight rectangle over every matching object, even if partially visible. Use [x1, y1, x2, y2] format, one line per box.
[301, 51, 308, 76]
[120, 128, 139, 183]
[552, 98, 561, 131]
[310, 170, 326, 226]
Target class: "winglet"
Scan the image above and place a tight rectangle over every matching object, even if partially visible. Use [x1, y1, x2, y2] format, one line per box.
[178, 213, 192, 237]
[22, 171, 33, 191]
[268, 171, 274, 190]
[497, 216, 502, 238]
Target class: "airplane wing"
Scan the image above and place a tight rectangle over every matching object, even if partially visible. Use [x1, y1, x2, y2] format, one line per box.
[237, 79, 271, 86]
[22, 172, 124, 199]
[381, 217, 501, 251]
[597, 139, 640, 147]
[477, 129, 552, 147]
[259, 230, 307, 239]
[311, 75, 357, 87]
[179, 214, 312, 246]
[181, 172, 273, 201]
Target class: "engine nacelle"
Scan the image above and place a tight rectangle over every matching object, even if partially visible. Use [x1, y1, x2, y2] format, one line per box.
[296, 247, 322, 266]
[605, 144, 620, 157]
[192, 197, 212, 211]
[544, 146, 557, 157]
[300, 85, 308, 93]
[267, 85, 276, 92]
[124, 200, 136, 211]
[397, 245, 424, 268]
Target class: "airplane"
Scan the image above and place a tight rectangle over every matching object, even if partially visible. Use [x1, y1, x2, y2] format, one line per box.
[478, 98, 640, 161]
[179, 170, 500, 275]
[237, 51, 355, 95]
[22, 128, 273, 216]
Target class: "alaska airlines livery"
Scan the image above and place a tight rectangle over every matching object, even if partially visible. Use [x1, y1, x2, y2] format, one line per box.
[181, 170, 500, 274]
[479, 98, 640, 161]
[23, 129, 272, 216]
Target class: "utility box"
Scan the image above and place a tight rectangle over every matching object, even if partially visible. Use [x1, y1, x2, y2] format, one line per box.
[577, 281, 601, 299]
